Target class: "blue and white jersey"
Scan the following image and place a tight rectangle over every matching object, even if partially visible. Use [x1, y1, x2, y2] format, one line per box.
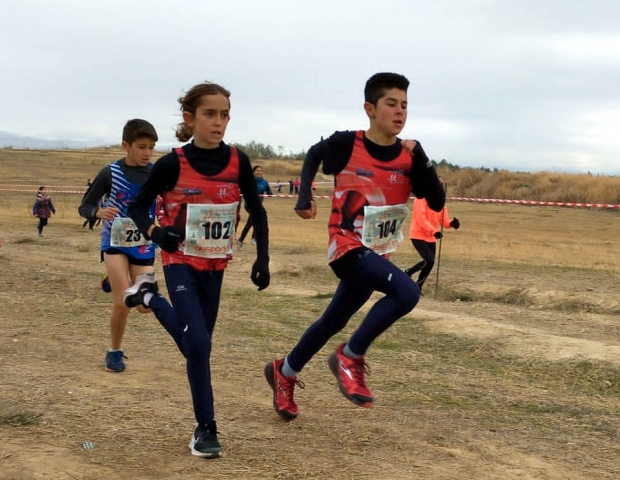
[100, 160, 156, 260]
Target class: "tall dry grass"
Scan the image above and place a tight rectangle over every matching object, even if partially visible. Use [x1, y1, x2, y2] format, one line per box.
[1, 148, 619, 202]
[439, 168, 620, 204]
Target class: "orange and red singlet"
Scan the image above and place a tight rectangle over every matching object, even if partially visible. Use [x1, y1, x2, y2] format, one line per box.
[159, 147, 241, 271]
[327, 131, 412, 262]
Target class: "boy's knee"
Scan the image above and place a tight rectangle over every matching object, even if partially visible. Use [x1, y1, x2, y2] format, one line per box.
[399, 282, 420, 312]
[112, 301, 129, 312]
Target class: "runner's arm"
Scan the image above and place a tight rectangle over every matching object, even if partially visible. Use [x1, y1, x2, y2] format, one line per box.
[296, 131, 355, 210]
[128, 153, 180, 238]
[409, 142, 445, 212]
[78, 166, 111, 220]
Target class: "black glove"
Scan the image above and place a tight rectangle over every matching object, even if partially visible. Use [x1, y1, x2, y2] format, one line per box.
[434, 231, 443, 240]
[251, 256, 270, 291]
[150, 226, 181, 253]
[450, 217, 460, 230]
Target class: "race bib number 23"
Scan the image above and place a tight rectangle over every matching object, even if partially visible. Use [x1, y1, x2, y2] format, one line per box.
[110, 218, 148, 247]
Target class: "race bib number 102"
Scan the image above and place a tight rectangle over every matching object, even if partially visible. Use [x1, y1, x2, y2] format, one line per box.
[184, 202, 239, 258]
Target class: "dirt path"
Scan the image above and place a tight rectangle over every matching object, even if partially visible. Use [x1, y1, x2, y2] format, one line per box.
[2, 214, 620, 479]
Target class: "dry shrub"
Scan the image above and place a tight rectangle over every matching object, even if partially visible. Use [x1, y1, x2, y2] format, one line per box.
[439, 168, 620, 204]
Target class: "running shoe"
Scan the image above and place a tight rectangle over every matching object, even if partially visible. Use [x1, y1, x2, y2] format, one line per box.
[189, 421, 221, 458]
[328, 343, 373, 407]
[264, 358, 304, 421]
[123, 272, 158, 308]
[100, 273, 111, 293]
[105, 350, 127, 372]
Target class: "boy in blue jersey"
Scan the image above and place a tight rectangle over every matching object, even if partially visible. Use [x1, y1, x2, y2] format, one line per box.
[79, 119, 159, 372]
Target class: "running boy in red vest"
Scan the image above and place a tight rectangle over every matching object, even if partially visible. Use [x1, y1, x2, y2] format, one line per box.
[126, 82, 270, 458]
[264, 72, 445, 421]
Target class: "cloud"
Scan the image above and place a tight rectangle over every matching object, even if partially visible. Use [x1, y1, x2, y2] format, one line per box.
[0, 0, 618, 174]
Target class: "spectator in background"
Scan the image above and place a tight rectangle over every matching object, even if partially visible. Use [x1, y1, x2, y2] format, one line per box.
[33, 186, 56, 237]
[83, 197, 103, 230]
[404, 177, 460, 294]
[237, 165, 273, 249]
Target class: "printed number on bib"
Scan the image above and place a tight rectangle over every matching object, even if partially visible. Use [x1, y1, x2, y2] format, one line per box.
[362, 204, 409, 255]
[184, 202, 239, 258]
[110, 218, 148, 247]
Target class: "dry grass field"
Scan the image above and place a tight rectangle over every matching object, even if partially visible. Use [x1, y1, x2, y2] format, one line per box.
[1, 149, 620, 479]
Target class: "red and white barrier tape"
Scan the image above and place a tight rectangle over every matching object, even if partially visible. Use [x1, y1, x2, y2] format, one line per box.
[1, 187, 618, 209]
[448, 197, 620, 209]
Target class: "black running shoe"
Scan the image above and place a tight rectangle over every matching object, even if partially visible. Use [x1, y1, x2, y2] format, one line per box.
[123, 273, 158, 308]
[189, 421, 221, 458]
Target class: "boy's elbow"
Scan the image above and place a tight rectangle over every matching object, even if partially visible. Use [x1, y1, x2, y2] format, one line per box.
[427, 194, 445, 212]
[127, 201, 140, 219]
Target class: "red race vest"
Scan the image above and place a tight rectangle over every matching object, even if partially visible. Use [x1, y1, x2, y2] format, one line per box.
[160, 147, 241, 271]
[327, 131, 412, 262]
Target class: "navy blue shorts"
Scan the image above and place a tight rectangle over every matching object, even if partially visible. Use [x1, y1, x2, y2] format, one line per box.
[101, 248, 155, 266]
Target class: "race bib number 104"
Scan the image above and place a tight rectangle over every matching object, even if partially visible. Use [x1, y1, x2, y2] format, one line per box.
[361, 204, 409, 255]
[184, 202, 239, 258]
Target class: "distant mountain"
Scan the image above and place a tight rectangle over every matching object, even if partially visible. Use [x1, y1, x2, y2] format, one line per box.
[0, 131, 108, 149]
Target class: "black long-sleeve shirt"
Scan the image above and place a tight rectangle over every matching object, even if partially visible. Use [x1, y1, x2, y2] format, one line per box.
[128, 142, 269, 259]
[78, 159, 152, 219]
[295, 131, 445, 212]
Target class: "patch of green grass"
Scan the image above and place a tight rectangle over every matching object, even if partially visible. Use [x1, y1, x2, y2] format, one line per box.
[285, 246, 309, 255]
[313, 292, 334, 299]
[373, 339, 402, 351]
[0, 411, 42, 426]
[406, 323, 620, 397]
[13, 237, 36, 244]
[76, 243, 91, 253]
[435, 286, 474, 302]
[280, 270, 302, 277]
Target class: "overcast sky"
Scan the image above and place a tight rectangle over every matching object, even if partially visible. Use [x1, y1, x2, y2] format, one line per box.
[1, 0, 619, 174]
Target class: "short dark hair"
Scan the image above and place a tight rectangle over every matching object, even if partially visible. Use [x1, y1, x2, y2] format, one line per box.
[122, 119, 158, 144]
[364, 73, 410, 105]
[252, 165, 262, 173]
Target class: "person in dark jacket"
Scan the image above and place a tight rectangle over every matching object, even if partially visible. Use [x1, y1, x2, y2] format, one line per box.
[33, 186, 56, 237]
[237, 165, 273, 249]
